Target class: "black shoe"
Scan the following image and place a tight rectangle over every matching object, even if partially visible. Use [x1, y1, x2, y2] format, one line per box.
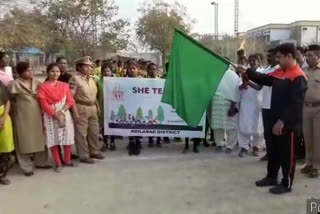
[215, 146, 223, 152]
[260, 154, 268, 161]
[134, 146, 141, 156]
[211, 142, 217, 147]
[269, 184, 292, 195]
[109, 142, 116, 151]
[255, 177, 278, 187]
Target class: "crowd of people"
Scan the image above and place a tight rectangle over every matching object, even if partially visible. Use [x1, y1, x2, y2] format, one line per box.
[0, 42, 319, 195]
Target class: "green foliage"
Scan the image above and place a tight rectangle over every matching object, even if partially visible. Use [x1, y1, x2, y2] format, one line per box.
[0, 0, 130, 59]
[0, 8, 50, 50]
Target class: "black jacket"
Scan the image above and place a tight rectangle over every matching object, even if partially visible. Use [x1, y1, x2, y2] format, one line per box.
[247, 66, 307, 133]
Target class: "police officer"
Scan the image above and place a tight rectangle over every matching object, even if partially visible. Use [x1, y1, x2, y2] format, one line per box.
[301, 44, 320, 178]
[69, 56, 104, 164]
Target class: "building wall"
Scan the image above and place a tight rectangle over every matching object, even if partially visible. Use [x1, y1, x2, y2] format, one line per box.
[270, 29, 291, 41]
[300, 26, 320, 45]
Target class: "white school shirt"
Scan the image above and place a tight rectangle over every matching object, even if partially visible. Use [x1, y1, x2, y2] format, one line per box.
[261, 65, 279, 109]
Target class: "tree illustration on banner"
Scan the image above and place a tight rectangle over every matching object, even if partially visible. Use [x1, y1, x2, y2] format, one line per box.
[117, 104, 127, 121]
[157, 106, 165, 124]
[146, 109, 153, 120]
[110, 110, 116, 122]
[136, 107, 144, 121]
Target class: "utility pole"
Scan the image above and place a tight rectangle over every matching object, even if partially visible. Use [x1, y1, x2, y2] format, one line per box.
[234, 0, 239, 37]
[211, 2, 219, 40]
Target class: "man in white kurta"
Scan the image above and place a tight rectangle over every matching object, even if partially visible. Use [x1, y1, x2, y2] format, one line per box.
[238, 55, 264, 157]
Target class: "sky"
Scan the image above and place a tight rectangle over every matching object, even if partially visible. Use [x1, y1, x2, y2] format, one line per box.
[115, 0, 320, 35]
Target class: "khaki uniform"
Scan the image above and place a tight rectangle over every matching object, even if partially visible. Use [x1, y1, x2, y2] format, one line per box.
[69, 74, 102, 160]
[303, 64, 320, 169]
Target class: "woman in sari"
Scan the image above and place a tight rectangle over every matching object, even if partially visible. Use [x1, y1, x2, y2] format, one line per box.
[7, 62, 51, 176]
[0, 81, 14, 185]
[38, 63, 75, 172]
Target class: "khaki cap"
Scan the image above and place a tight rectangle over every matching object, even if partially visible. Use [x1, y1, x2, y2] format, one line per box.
[74, 56, 93, 65]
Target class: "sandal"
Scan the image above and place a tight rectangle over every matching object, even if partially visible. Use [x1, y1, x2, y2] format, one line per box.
[55, 165, 63, 173]
[0, 177, 11, 185]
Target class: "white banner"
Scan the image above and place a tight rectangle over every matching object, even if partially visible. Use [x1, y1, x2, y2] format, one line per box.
[104, 78, 205, 138]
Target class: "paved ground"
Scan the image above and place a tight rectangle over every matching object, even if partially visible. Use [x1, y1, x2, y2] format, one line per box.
[0, 139, 319, 214]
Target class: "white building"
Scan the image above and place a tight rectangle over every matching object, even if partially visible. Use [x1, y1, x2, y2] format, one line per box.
[246, 20, 320, 47]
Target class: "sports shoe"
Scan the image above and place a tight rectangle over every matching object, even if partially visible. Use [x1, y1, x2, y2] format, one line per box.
[269, 184, 292, 195]
[255, 177, 278, 187]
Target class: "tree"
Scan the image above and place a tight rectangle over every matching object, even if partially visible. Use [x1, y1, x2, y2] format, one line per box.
[136, 107, 144, 121]
[136, 0, 192, 67]
[110, 110, 116, 122]
[0, 0, 29, 11]
[146, 109, 154, 121]
[0, 8, 49, 50]
[117, 105, 127, 121]
[36, 0, 130, 57]
[157, 106, 165, 124]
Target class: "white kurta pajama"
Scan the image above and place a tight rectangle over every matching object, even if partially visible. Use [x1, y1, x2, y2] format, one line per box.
[238, 68, 264, 151]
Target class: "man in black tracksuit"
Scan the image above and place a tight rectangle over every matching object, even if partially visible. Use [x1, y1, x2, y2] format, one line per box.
[238, 43, 307, 194]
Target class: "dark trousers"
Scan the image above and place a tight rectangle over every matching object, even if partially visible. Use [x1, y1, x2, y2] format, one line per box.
[129, 137, 141, 147]
[103, 135, 115, 143]
[267, 132, 298, 188]
[296, 133, 305, 160]
[262, 109, 273, 156]
[149, 137, 161, 142]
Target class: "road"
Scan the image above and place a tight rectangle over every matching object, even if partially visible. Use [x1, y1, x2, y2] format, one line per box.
[0, 139, 318, 214]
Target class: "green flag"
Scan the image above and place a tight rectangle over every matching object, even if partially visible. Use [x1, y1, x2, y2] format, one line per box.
[161, 29, 230, 128]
